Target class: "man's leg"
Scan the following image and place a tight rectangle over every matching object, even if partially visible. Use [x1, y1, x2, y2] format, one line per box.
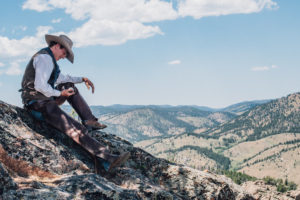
[29, 100, 123, 161]
[29, 100, 130, 172]
[29, 100, 130, 173]
[56, 83, 107, 130]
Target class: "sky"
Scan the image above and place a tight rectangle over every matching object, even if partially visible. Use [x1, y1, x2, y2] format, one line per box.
[0, 0, 300, 108]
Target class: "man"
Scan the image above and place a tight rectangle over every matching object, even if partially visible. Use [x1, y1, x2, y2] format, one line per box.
[20, 34, 130, 172]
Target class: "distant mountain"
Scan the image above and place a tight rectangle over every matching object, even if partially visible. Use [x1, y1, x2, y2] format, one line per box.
[205, 93, 300, 142]
[61, 100, 270, 142]
[62, 99, 269, 116]
[95, 106, 235, 142]
[189, 100, 271, 115]
[135, 93, 300, 185]
[220, 99, 272, 115]
[187, 105, 218, 112]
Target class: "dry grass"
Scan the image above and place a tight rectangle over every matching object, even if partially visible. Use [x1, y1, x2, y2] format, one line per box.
[224, 133, 300, 164]
[0, 144, 56, 179]
[240, 148, 300, 185]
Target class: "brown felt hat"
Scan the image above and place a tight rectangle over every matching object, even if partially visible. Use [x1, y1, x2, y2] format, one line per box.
[45, 34, 74, 63]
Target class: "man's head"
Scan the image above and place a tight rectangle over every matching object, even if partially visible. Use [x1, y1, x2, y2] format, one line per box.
[45, 34, 74, 63]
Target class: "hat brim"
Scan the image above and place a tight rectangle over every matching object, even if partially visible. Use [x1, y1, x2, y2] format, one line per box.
[45, 34, 74, 63]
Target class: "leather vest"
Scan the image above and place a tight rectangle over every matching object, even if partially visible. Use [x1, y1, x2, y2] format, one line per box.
[20, 47, 61, 104]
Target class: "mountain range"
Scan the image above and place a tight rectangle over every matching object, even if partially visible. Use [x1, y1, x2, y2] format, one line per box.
[62, 99, 269, 142]
[1, 100, 256, 199]
[6, 99, 300, 199]
[135, 93, 300, 185]
[63, 94, 300, 185]
[1, 93, 300, 199]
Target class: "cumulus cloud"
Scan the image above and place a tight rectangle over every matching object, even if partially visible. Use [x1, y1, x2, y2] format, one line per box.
[168, 60, 181, 65]
[69, 19, 163, 47]
[51, 18, 62, 23]
[22, 0, 177, 47]
[42, 0, 178, 22]
[5, 59, 26, 75]
[21, 26, 28, 31]
[251, 65, 278, 71]
[1, 0, 276, 58]
[0, 26, 52, 58]
[178, 0, 278, 19]
[11, 26, 28, 34]
[22, 0, 53, 12]
[271, 64, 278, 69]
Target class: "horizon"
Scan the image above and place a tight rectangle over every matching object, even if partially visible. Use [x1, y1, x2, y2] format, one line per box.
[1, 0, 300, 108]
[81, 96, 275, 109]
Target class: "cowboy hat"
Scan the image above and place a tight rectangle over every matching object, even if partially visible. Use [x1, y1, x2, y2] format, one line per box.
[45, 34, 74, 63]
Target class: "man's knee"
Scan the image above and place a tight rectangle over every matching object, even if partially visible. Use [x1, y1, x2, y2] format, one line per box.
[56, 82, 74, 90]
[44, 101, 60, 114]
[56, 82, 78, 94]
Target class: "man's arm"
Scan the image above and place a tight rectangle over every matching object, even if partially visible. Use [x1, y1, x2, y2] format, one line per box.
[56, 73, 83, 85]
[33, 54, 61, 97]
[56, 74, 95, 93]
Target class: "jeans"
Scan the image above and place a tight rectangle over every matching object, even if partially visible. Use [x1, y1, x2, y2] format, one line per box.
[26, 82, 113, 161]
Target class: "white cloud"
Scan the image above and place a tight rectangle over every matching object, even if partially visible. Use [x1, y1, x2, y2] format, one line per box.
[168, 60, 181, 65]
[0, 62, 4, 67]
[6, 59, 26, 75]
[70, 19, 163, 47]
[0, 26, 52, 58]
[21, 26, 28, 31]
[251, 66, 269, 71]
[11, 26, 28, 34]
[251, 65, 279, 71]
[46, 0, 178, 22]
[22, 0, 177, 47]
[22, 0, 53, 12]
[178, 0, 278, 19]
[7, 0, 277, 57]
[51, 18, 62, 23]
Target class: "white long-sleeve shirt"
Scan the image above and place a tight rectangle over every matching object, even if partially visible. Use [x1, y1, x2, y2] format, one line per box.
[33, 54, 83, 97]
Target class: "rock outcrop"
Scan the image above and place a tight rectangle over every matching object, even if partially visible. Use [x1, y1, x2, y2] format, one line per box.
[0, 100, 297, 199]
[242, 180, 300, 200]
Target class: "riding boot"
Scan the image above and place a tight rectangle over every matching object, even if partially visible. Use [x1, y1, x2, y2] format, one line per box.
[56, 82, 106, 130]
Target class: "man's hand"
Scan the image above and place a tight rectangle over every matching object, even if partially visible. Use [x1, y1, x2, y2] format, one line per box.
[61, 88, 75, 97]
[82, 77, 95, 93]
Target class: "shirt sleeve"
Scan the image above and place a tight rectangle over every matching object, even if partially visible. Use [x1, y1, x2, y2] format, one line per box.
[33, 54, 61, 97]
[56, 73, 83, 85]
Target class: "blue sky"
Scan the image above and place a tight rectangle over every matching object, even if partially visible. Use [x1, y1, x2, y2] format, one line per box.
[0, 0, 299, 108]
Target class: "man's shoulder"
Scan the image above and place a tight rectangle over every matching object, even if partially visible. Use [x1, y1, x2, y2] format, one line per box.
[34, 53, 52, 62]
[33, 53, 54, 70]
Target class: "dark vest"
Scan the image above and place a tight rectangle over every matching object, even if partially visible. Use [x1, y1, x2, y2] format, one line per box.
[21, 47, 61, 104]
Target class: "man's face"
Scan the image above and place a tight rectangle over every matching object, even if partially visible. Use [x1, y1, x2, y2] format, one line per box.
[52, 44, 68, 61]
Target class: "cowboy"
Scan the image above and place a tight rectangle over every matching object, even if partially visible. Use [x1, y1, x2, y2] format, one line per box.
[20, 34, 130, 172]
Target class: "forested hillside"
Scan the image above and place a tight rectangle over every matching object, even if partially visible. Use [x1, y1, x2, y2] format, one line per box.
[136, 93, 300, 185]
